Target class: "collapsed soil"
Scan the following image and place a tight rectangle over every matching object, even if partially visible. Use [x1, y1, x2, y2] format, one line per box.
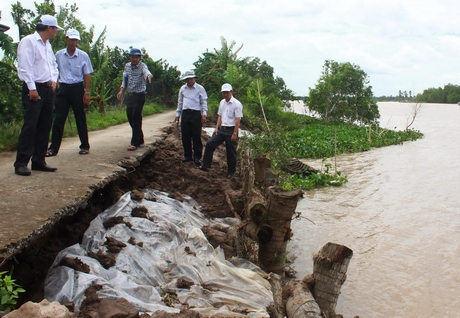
[3, 122, 247, 315]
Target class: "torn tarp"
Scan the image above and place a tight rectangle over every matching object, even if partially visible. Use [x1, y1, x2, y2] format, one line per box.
[45, 190, 273, 317]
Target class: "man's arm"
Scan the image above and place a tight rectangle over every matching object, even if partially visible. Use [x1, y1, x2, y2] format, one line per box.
[215, 115, 222, 135]
[83, 73, 91, 104]
[175, 87, 184, 121]
[232, 117, 241, 141]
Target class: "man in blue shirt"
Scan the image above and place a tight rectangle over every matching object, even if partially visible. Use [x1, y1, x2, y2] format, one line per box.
[116, 48, 152, 151]
[175, 70, 208, 165]
[46, 29, 93, 156]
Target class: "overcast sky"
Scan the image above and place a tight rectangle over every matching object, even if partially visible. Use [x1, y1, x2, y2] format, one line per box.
[2, 0, 460, 97]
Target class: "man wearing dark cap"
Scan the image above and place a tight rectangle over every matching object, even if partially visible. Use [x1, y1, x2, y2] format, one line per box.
[46, 29, 94, 157]
[116, 48, 152, 151]
[14, 15, 63, 176]
[175, 70, 208, 165]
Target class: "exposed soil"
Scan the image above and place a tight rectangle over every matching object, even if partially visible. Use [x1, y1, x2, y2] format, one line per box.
[2, 123, 247, 316]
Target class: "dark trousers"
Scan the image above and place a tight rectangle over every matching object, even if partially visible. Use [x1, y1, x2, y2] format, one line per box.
[180, 110, 202, 160]
[202, 127, 237, 175]
[126, 93, 145, 147]
[14, 83, 54, 168]
[49, 83, 89, 153]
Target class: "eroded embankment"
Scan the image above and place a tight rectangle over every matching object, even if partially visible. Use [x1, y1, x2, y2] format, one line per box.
[0, 125, 243, 309]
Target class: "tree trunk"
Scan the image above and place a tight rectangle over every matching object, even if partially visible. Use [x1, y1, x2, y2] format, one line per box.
[240, 147, 254, 196]
[258, 186, 303, 274]
[312, 242, 353, 318]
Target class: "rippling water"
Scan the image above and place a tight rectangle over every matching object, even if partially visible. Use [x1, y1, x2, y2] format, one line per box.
[288, 102, 460, 318]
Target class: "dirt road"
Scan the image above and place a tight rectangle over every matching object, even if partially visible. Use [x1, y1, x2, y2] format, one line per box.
[0, 110, 175, 263]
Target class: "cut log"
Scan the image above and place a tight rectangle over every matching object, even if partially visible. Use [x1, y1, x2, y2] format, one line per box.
[312, 242, 353, 318]
[258, 186, 303, 274]
[244, 222, 273, 245]
[264, 168, 279, 189]
[254, 155, 271, 185]
[283, 281, 322, 318]
[246, 189, 268, 223]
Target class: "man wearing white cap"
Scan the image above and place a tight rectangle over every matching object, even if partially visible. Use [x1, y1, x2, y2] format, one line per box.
[175, 70, 208, 165]
[46, 29, 93, 157]
[199, 83, 243, 178]
[14, 15, 63, 176]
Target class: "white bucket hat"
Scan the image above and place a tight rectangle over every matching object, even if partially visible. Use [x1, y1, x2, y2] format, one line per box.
[182, 70, 198, 80]
[38, 15, 63, 31]
[66, 29, 80, 40]
[221, 83, 232, 92]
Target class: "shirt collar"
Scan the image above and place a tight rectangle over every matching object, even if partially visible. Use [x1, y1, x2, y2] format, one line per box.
[33, 31, 47, 45]
[65, 48, 79, 57]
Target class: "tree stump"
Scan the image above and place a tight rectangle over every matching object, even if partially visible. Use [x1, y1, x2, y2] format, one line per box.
[258, 186, 303, 274]
[312, 242, 353, 318]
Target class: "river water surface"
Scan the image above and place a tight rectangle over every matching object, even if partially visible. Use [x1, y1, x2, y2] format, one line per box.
[288, 102, 460, 318]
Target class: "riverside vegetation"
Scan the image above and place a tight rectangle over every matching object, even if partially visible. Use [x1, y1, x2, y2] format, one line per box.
[0, 1, 423, 192]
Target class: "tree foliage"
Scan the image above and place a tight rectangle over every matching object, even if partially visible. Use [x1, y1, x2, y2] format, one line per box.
[307, 60, 379, 125]
[0, 0, 182, 121]
[415, 84, 460, 104]
[193, 36, 294, 131]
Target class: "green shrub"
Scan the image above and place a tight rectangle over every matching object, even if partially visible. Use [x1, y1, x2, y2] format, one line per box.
[0, 270, 25, 311]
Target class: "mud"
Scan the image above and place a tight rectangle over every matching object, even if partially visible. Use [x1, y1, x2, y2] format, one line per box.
[2, 123, 245, 315]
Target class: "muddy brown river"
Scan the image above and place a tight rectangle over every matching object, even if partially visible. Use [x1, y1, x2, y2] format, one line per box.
[289, 102, 460, 317]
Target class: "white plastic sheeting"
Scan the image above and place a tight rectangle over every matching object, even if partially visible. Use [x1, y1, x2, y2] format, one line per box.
[45, 190, 273, 316]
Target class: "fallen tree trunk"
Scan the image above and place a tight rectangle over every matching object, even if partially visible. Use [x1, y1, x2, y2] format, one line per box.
[283, 281, 322, 318]
[313, 242, 353, 318]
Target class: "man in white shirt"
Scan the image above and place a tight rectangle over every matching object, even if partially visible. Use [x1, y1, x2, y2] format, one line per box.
[14, 15, 63, 176]
[199, 83, 243, 178]
[47, 29, 93, 157]
[175, 70, 208, 165]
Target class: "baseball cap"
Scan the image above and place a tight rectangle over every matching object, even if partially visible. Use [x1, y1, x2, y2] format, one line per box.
[221, 83, 232, 92]
[128, 48, 143, 56]
[38, 15, 63, 31]
[65, 29, 80, 40]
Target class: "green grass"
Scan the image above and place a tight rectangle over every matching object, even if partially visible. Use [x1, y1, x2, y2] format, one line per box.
[0, 102, 167, 151]
[0, 102, 166, 151]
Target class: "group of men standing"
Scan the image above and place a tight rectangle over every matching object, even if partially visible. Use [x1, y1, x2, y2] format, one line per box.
[14, 14, 243, 179]
[175, 72, 243, 178]
[14, 15, 93, 176]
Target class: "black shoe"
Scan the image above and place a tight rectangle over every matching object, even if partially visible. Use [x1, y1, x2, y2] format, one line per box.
[227, 173, 234, 178]
[31, 164, 57, 172]
[182, 157, 193, 162]
[194, 158, 201, 165]
[15, 166, 31, 176]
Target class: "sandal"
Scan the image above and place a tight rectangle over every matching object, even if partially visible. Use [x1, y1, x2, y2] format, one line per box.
[45, 149, 57, 157]
[79, 149, 89, 155]
[127, 145, 137, 151]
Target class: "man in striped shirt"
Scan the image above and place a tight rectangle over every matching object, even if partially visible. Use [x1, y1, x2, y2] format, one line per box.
[116, 48, 152, 151]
